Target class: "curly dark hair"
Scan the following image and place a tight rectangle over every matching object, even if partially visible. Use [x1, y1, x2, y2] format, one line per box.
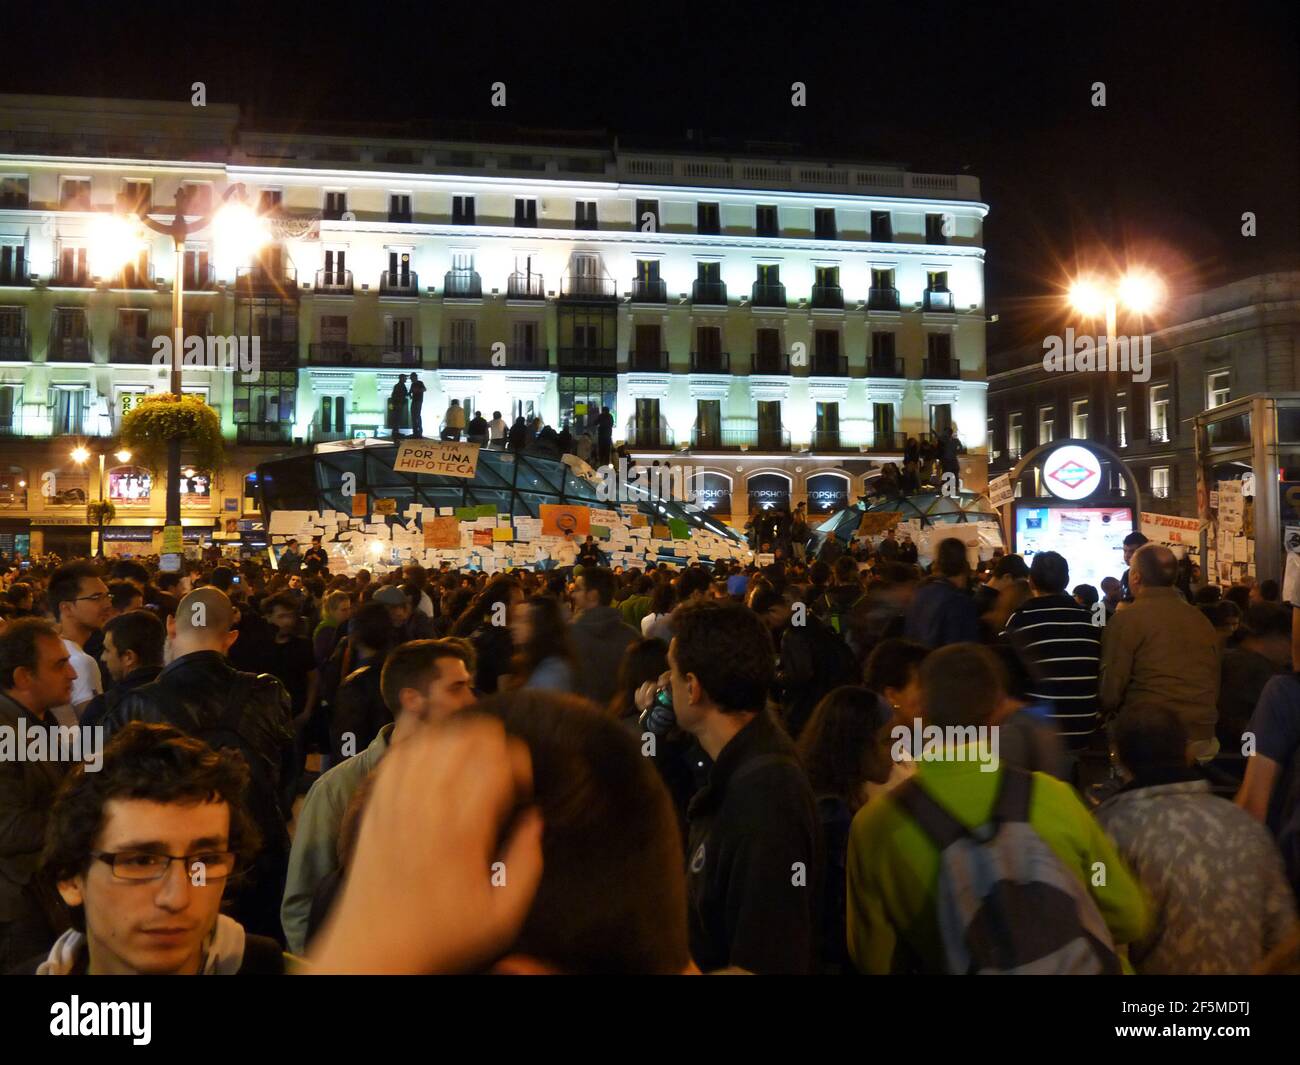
[42, 722, 261, 929]
[796, 685, 894, 808]
[671, 600, 774, 713]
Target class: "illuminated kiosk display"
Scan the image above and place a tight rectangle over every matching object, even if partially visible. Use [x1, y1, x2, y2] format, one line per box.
[1007, 439, 1140, 591]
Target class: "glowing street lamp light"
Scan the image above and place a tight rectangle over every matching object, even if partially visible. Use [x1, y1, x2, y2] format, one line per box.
[1066, 269, 1164, 359]
[71, 443, 129, 558]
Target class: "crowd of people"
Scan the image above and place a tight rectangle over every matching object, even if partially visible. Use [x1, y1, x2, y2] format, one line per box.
[0, 524, 1297, 976]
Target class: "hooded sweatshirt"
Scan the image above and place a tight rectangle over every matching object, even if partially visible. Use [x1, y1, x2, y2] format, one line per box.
[34, 913, 281, 975]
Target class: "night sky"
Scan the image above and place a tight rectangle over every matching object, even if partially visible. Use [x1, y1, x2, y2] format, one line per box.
[4, 0, 1296, 349]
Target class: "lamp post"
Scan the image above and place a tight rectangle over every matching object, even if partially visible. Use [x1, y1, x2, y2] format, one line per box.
[92, 187, 269, 538]
[71, 443, 132, 558]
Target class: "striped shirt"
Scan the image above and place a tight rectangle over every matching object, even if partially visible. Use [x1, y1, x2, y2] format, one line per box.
[1002, 594, 1102, 747]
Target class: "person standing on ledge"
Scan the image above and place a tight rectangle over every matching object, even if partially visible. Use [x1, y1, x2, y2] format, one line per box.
[388, 374, 409, 441]
[443, 397, 466, 442]
[408, 372, 426, 438]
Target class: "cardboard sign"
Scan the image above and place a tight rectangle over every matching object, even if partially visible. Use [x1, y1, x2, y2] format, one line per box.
[987, 473, 1013, 508]
[1140, 511, 1201, 547]
[393, 441, 481, 479]
[373, 498, 397, 516]
[473, 529, 493, 547]
[856, 512, 903, 535]
[351, 493, 367, 518]
[161, 525, 183, 554]
[540, 504, 591, 537]
[424, 516, 460, 549]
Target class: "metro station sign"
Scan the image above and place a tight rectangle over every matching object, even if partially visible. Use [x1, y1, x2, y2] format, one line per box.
[1042, 444, 1101, 501]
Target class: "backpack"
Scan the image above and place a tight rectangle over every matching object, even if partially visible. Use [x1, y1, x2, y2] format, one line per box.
[891, 768, 1122, 975]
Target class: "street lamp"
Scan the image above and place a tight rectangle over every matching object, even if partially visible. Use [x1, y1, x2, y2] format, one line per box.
[71, 443, 131, 558]
[1067, 270, 1164, 355]
[91, 185, 270, 540]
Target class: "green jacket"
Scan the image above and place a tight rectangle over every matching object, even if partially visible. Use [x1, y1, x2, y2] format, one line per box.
[846, 757, 1149, 974]
[281, 724, 392, 954]
[619, 594, 653, 630]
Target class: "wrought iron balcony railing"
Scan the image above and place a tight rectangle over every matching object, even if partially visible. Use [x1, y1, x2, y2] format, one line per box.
[315, 268, 354, 294]
[629, 349, 669, 372]
[691, 279, 727, 305]
[689, 350, 730, 373]
[443, 270, 482, 298]
[867, 286, 900, 311]
[810, 283, 844, 309]
[309, 343, 423, 368]
[507, 272, 545, 299]
[750, 281, 787, 308]
[380, 269, 419, 296]
[556, 346, 616, 370]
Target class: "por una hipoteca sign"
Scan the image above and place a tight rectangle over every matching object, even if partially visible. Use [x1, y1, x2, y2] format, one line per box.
[393, 441, 481, 479]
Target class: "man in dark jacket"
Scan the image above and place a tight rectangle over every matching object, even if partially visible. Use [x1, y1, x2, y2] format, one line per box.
[903, 537, 980, 648]
[568, 568, 638, 708]
[101, 588, 295, 944]
[82, 609, 165, 730]
[669, 601, 821, 974]
[0, 619, 77, 970]
[595, 406, 614, 466]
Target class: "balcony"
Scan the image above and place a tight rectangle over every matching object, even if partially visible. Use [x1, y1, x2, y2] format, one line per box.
[1149, 426, 1171, 444]
[182, 264, 216, 291]
[236, 266, 299, 299]
[110, 333, 156, 364]
[50, 263, 91, 288]
[632, 278, 667, 303]
[380, 270, 419, 297]
[689, 350, 730, 373]
[557, 346, 617, 371]
[867, 286, 901, 311]
[810, 430, 857, 452]
[47, 336, 92, 362]
[691, 279, 727, 306]
[691, 427, 791, 451]
[237, 424, 294, 445]
[0, 260, 29, 286]
[749, 351, 791, 375]
[113, 263, 155, 290]
[315, 268, 353, 295]
[443, 269, 482, 299]
[310, 343, 423, 368]
[624, 424, 675, 449]
[867, 356, 905, 378]
[922, 289, 955, 313]
[629, 349, 669, 373]
[507, 272, 545, 300]
[865, 432, 907, 453]
[809, 354, 848, 377]
[388, 210, 413, 224]
[751, 281, 787, 308]
[560, 273, 617, 300]
[922, 358, 961, 379]
[0, 331, 30, 361]
[254, 340, 299, 368]
[810, 284, 845, 310]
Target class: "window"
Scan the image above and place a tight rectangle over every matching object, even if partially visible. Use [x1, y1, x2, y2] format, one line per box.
[0, 385, 22, 433]
[1151, 466, 1171, 499]
[183, 247, 211, 289]
[756, 205, 779, 237]
[512, 321, 541, 367]
[233, 370, 297, 430]
[1038, 406, 1055, 445]
[1207, 370, 1231, 409]
[925, 213, 948, 244]
[635, 199, 659, 232]
[873, 402, 896, 445]
[0, 242, 26, 285]
[633, 398, 662, 444]
[697, 202, 720, 235]
[1150, 383, 1170, 441]
[575, 201, 597, 229]
[1008, 412, 1023, 457]
[815, 401, 840, 447]
[695, 400, 721, 446]
[756, 263, 780, 286]
[757, 400, 783, 447]
[1071, 399, 1089, 439]
[51, 386, 89, 435]
[814, 208, 837, 239]
[514, 198, 538, 227]
[558, 375, 617, 436]
[319, 314, 348, 345]
[119, 180, 151, 213]
[321, 247, 348, 287]
[323, 191, 347, 220]
[388, 194, 412, 223]
[257, 189, 283, 213]
[0, 176, 28, 209]
[870, 210, 892, 242]
[1116, 392, 1128, 448]
[60, 178, 91, 210]
[927, 270, 950, 292]
[452, 195, 475, 225]
[318, 395, 348, 436]
[930, 404, 953, 434]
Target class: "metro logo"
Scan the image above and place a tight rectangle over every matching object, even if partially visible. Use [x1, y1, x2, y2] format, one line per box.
[1047, 459, 1097, 491]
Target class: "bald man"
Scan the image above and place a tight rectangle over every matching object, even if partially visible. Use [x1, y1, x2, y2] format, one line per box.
[1100, 544, 1222, 762]
[101, 588, 296, 943]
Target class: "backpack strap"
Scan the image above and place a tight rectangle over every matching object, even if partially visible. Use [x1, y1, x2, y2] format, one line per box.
[891, 779, 968, 850]
[991, 767, 1034, 824]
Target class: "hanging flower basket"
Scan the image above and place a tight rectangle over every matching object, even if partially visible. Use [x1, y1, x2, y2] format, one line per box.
[86, 501, 116, 525]
[119, 394, 224, 475]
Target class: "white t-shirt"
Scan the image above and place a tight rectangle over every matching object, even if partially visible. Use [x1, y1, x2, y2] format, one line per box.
[51, 637, 102, 725]
[418, 591, 434, 618]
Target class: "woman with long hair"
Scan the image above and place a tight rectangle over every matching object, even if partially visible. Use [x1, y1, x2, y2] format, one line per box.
[507, 595, 577, 693]
[608, 637, 669, 724]
[639, 581, 676, 637]
[795, 685, 895, 974]
[450, 575, 522, 694]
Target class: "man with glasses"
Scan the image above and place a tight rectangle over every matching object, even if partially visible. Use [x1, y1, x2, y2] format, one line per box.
[19, 721, 287, 974]
[47, 563, 112, 726]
